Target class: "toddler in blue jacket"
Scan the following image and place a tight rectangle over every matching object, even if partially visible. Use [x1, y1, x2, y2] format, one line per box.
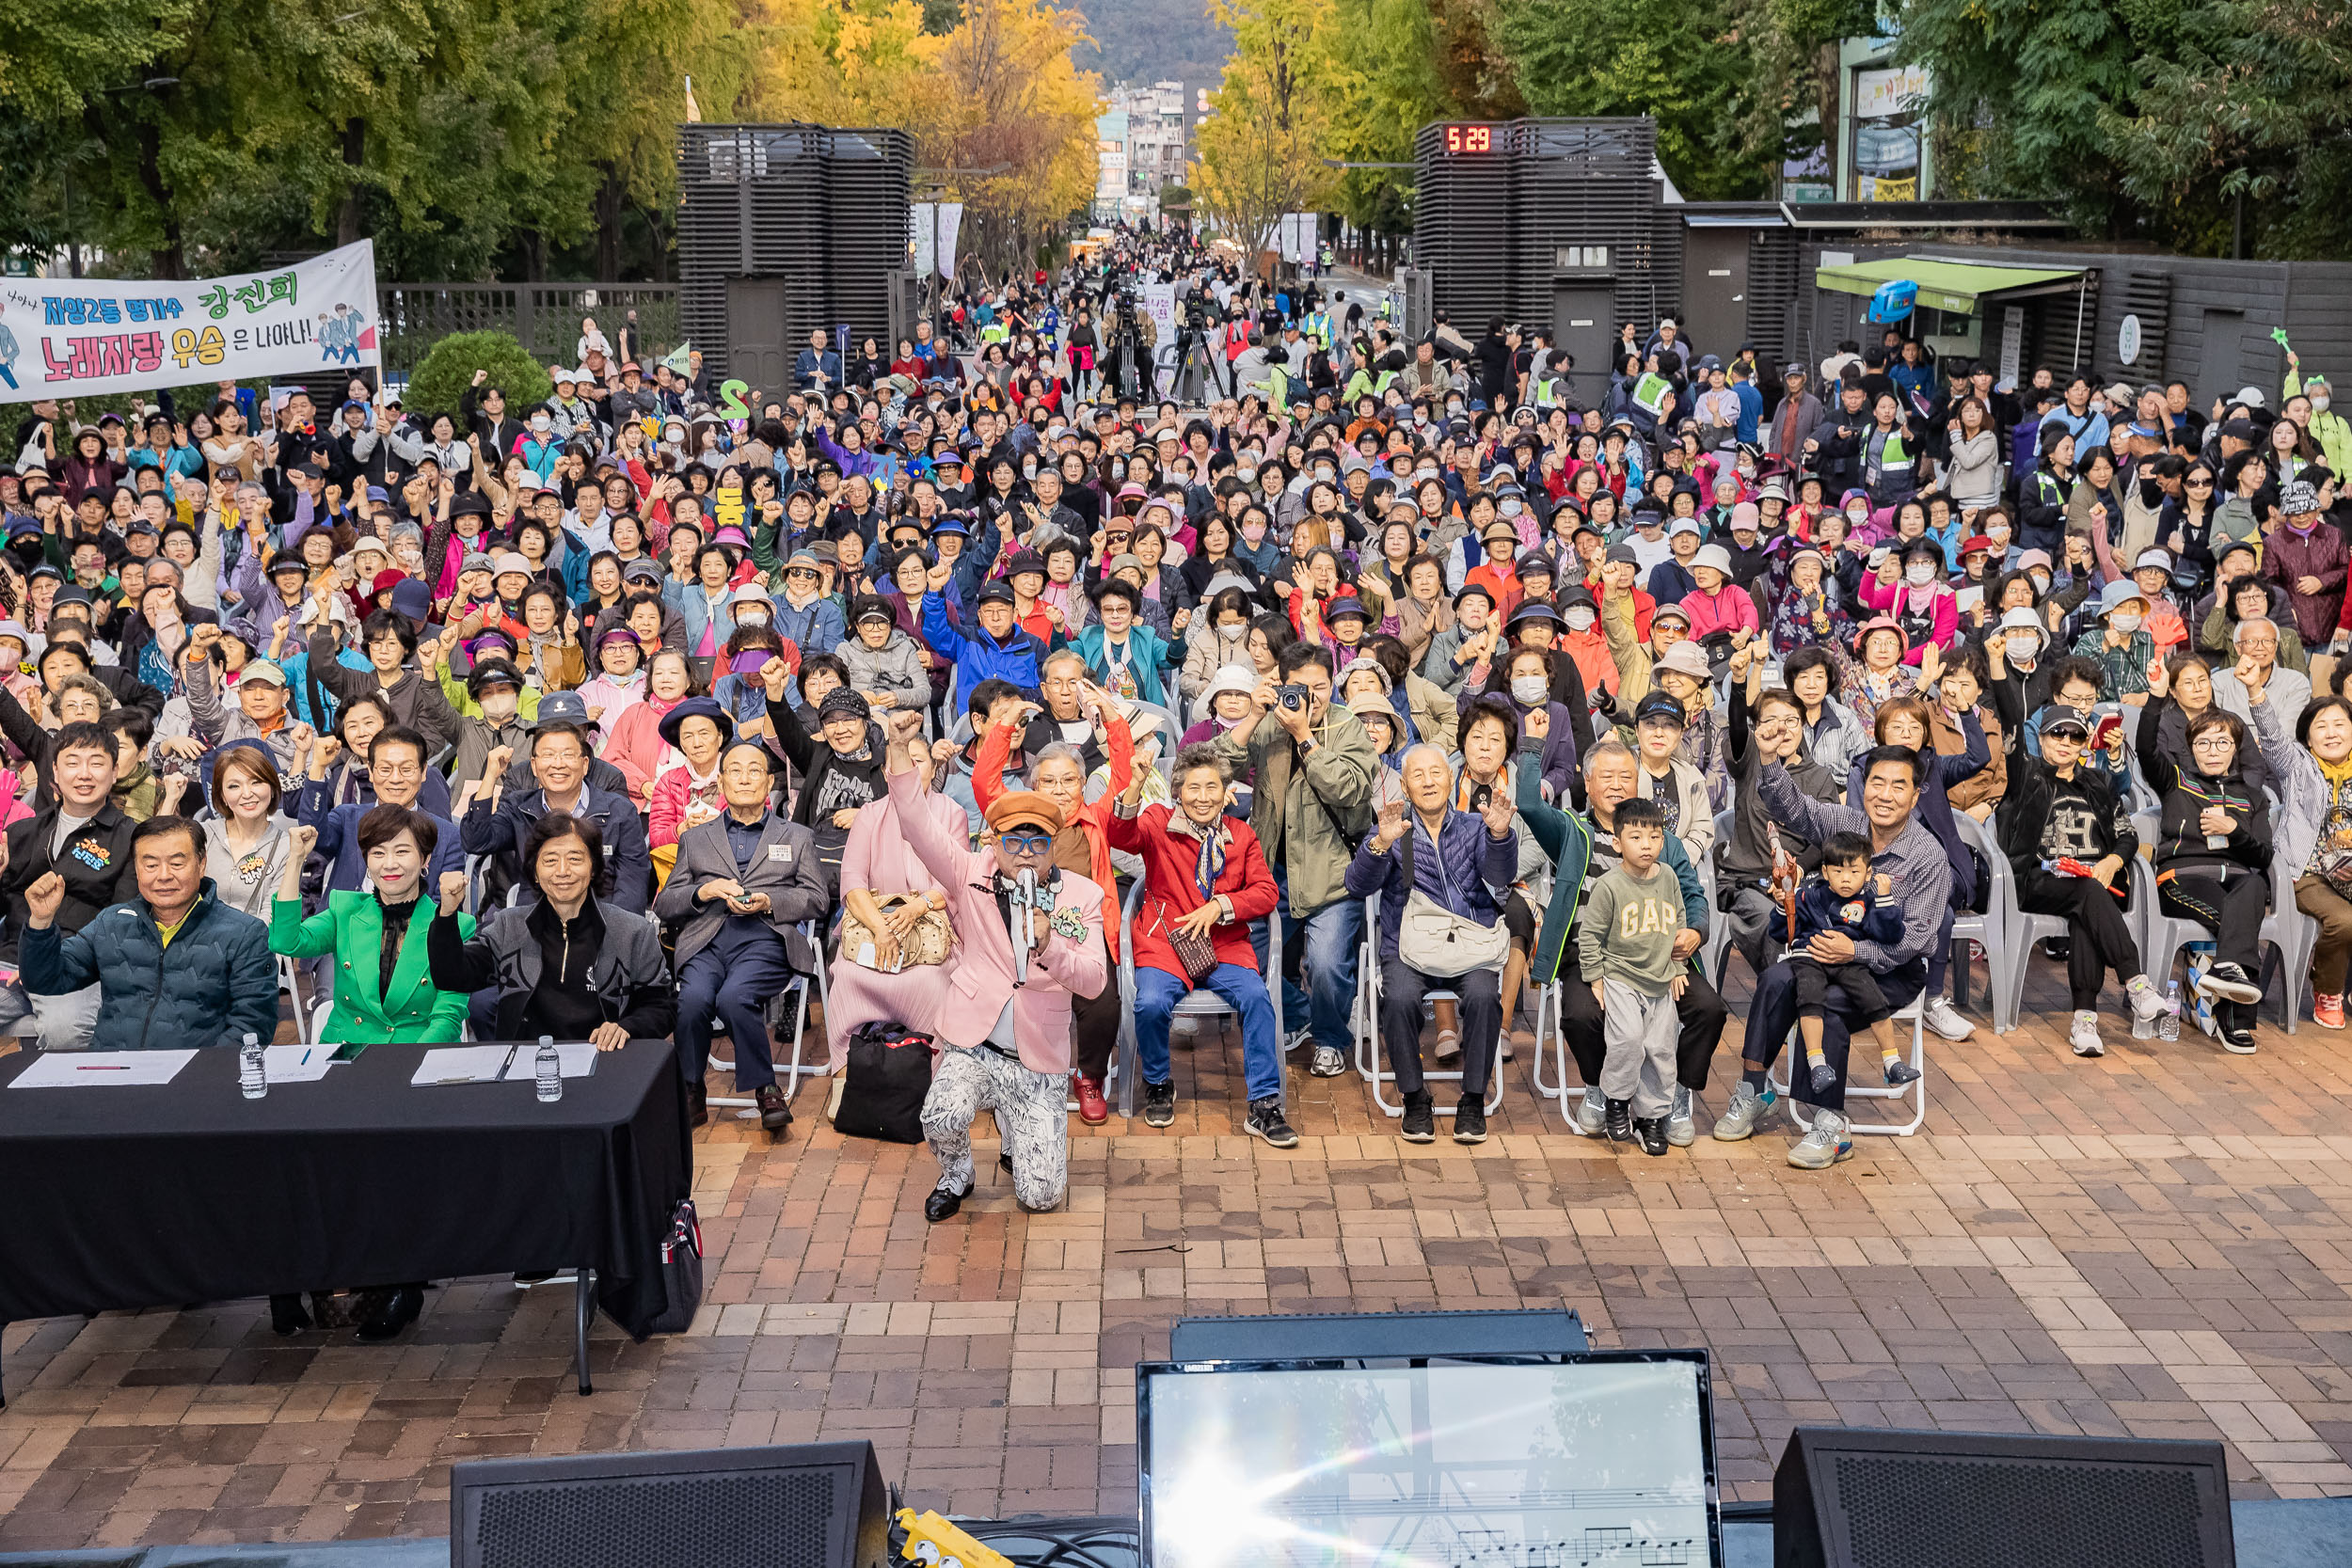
[1783, 831, 1914, 1092]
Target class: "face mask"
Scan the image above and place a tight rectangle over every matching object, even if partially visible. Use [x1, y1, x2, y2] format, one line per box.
[2315, 396, 2331, 414]
[2109, 612, 2142, 634]
[1510, 675, 1549, 705]
[1447, 403, 1465, 417]
[1414, 467, 1438, 483]
[1236, 467, 1258, 485]
[1502, 497, 1524, 518]
[1904, 563, 1935, 586]
[737, 610, 769, 627]
[2006, 635, 2040, 661]
[531, 415, 551, 433]
[2028, 571, 2051, 594]
[1240, 520, 1267, 544]
[1987, 524, 2010, 544]
[1565, 607, 1597, 632]
[1314, 467, 1335, 483]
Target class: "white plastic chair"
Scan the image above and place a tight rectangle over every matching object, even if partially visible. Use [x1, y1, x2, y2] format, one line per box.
[1113, 879, 1286, 1118]
[1946, 812, 2008, 1027]
[280, 956, 312, 1045]
[1979, 808, 2066, 1036]
[1351, 894, 1505, 1120]
[707, 916, 833, 1114]
[2132, 808, 2304, 1032]
[1770, 991, 1928, 1136]
[2258, 790, 2317, 1034]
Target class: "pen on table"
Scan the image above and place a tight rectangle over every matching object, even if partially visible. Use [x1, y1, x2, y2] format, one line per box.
[77, 1065, 132, 1071]
[300, 1049, 311, 1067]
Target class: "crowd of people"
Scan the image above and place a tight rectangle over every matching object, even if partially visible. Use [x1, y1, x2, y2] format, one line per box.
[4, 223, 2348, 1287]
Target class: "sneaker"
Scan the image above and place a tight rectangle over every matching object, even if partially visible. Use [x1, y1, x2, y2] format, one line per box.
[2198, 960, 2263, 1006]
[1786, 1110, 1853, 1169]
[1922, 994, 1975, 1041]
[1283, 1025, 1314, 1054]
[2219, 1006, 2258, 1054]
[1141, 1080, 1176, 1128]
[1712, 1082, 1774, 1141]
[1399, 1090, 1436, 1143]
[1808, 1060, 1838, 1095]
[2126, 974, 2176, 1027]
[1884, 1057, 1922, 1085]
[1632, 1116, 1670, 1156]
[1453, 1096, 1487, 1145]
[1073, 1073, 1109, 1126]
[1309, 1043, 1347, 1077]
[1604, 1097, 1634, 1145]
[1246, 1095, 1300, 1148]
[1665, 1085, 1695, 1147]
[2317, 992, 2345, 1031]
[1573, 1085, 1607, 1137]
[2069, 1010, 2105, 1057]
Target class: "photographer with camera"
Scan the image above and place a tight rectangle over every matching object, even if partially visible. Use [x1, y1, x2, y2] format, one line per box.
[1214, 643, 1379, 1084]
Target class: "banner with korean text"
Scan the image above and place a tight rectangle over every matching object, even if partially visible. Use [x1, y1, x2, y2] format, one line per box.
[0, 240, 380, 399]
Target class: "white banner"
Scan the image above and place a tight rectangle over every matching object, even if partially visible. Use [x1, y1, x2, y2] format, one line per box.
[1140, 282, 1176, 355]
[909, 204, 965, 279]
[0, 240, 379, 400]
[1277, 213, 1318, 265]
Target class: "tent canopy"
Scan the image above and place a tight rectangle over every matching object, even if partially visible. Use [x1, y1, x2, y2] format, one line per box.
[1815, 256, 2088, 314]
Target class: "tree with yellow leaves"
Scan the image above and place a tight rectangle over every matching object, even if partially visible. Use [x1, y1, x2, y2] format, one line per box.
[921, 0, 1102, 275]
[1195, 0, 1341, 266]
[748, 0, 942, 127]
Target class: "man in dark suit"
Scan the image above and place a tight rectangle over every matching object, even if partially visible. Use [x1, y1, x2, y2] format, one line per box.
[651, 741, 829, 1131]
[792, 329, 843, 394]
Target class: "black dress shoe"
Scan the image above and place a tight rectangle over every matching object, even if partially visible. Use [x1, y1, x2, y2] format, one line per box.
[356, 1284, 423, 1341]
[924, 1185, 969, 1223]
[269, 1293, 311, 1336]
[999, 1150, 1014, 1173]
[688, 1079, 708, 1128]
[755, 1085, 791, 1134]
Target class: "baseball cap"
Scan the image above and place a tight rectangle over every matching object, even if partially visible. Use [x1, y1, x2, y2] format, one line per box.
[238, 658, 288, 688]
[1633, 691, 1687, 728]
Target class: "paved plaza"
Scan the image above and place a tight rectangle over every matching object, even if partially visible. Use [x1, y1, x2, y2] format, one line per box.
[6, 965, 2352, 1552]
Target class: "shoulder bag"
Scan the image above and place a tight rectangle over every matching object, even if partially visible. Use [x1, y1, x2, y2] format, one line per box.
[1394, 823, 1511, 978]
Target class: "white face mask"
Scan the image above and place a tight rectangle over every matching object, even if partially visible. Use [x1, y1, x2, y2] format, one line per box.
[1502, 497, 1523, 516]
[531, 414, 551, 433]
[1414, 467, 1438, 483]
[1236, 467, 1258, 484]
[1987, 524, 2010, 543]
[1447, 402, 1465, 416]
[1847, 506, 1869, 526]
[1314, 467, 1335, 483]
[1565, 607, 1597, 632]
[1904, 563, 1935, 586]
[737, 610, 769, 627]
[1510, 675, 1549, 705]
[2006, 633, 2040, 661]
[2315, 395, 2332, 414]
[2109, 612, 2142, 634]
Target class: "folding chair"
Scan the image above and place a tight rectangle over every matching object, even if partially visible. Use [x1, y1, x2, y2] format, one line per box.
[1352, 895, 1504, 1120]
[2258, 790, 2317, 1035]
[280, 956, 313, 1045]
[1112, 879, 1287, 1119]
[706, 917, 834, 1116]
[1697, 809, 1732, 991]
[1947, 812, 2009, 1027]
[1770, 990, 1928, 1136]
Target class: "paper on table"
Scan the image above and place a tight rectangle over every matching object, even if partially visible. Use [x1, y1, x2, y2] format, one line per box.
[262, 1046, 335, 1084]
[410, 1046, 516, 1086]
[11, 1050, 199, 1087]
[549, 1042, 599, 1079]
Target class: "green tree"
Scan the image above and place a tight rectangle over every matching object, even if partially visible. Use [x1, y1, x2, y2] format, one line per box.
[1196, 0, 1342, 259]
[405, 331, 551, 425]
[1491, 0, 1768, 198]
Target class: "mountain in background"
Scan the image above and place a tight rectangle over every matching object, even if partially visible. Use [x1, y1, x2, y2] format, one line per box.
[1072, 0, 1232, 100]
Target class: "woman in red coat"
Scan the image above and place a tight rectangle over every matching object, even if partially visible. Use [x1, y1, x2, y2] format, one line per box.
[1105, 740, 1284, 1134]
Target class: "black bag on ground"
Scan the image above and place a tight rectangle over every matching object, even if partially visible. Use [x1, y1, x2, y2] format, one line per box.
[644, 1197, 703, 1336]
[834, 1022, 934, 1143]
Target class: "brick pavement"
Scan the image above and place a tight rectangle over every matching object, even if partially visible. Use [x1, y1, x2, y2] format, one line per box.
[7, 960, 2352, 1551]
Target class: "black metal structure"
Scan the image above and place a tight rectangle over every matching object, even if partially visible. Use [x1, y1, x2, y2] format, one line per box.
[677, 123, 914, 386]
[1412, 118, 1675, 383]
[1169, 1307, 1588, 1362]
[1773, 1427, 2233, 1568]
[451, 1441, 889, 1568]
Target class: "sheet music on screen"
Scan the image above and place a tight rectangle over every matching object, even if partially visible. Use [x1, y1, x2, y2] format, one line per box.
[1140, 1356, 1716, 1568]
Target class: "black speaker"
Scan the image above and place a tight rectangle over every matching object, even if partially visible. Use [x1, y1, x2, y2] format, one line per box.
[450, 1441, 889, 1568]
[1774, 1426, 2233, 1568]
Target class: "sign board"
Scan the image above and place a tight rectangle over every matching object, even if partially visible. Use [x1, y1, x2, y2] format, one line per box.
[909, 203, 963, 279]
[1140, 282, 1176, 354]
[1998, 305, 2025, 388]
[2119, 312, 2143, 366]
[1853, 65, 1930, 119]
[0, 240, 379, 399]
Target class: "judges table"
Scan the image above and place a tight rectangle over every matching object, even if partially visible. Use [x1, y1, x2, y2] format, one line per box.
[0, 1039, 690, 1404]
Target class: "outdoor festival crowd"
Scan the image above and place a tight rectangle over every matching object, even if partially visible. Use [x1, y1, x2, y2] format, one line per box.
[7, 225, 2352, 1282]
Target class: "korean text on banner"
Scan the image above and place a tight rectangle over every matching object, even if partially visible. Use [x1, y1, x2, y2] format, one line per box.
[0, 240, 380, 400]
[1141, 283, 1177, 351]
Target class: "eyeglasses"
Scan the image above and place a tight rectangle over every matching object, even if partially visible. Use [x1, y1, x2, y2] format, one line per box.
[998, 831, 1053, 856]
[2190, 736, 2234, 752]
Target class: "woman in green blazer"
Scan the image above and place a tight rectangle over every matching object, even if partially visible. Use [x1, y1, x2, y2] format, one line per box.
[269, 805, 476, 1044]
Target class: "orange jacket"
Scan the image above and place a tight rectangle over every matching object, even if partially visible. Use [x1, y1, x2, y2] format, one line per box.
[971, 709, 1133, 959]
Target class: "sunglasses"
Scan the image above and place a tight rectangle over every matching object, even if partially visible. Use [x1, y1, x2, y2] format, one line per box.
[997, 831, 1054, 856]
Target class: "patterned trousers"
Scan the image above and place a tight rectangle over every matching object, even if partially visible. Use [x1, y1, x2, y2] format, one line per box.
[921, 1045, 1070, 1212]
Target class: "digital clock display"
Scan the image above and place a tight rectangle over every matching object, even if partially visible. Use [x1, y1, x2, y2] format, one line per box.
[1442, 124, 1494, 154]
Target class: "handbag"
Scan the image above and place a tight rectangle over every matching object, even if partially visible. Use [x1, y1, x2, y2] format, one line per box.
[644, 1198, 703, 1336]
[839, 895, 951, 969]
[1153, 901, 1219, 982]
[833, 1023, 934, 1143]
[1394, 825, 1511, 978]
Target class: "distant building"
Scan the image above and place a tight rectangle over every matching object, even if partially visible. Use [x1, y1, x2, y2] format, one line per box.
[1094, 111, 1129, 224]
[1096, 82, 1189, 224]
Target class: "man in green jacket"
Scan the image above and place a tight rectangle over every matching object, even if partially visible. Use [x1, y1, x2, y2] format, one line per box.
[1215, 642, 1378, 1078]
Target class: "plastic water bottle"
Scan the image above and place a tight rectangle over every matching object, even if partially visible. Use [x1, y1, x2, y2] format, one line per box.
[239, 1032, 266, 1099]
[534, 1036, 563, 1102]
[2158, 980, 2181, 1041]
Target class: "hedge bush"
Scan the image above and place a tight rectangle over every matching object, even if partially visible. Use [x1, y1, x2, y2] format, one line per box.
[404, 330, 552, 424]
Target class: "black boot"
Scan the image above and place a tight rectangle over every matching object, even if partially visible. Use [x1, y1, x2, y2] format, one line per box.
[687, 1079, 708, 1128]
[356, 1284, 423, 1341]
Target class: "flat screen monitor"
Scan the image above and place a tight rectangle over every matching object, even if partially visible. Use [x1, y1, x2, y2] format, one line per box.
[1137, 1350, 1719, 1568]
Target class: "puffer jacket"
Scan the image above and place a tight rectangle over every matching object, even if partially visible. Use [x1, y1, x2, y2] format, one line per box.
[840, 629, 933, 736]
[20, 879, 278, 1051]
[1182, 622, 1253, 703]
[2247, 686, 2329, 881]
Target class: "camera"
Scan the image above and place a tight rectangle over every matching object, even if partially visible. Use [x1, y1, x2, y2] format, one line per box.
[1277, 684, 1309, 711]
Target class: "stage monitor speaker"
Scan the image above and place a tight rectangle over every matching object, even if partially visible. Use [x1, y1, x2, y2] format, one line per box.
[450, 1440, 889, 1568]
[1773, 1426, 2233, 1568]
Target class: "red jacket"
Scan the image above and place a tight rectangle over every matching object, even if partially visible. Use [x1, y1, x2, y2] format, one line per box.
[1104, 801, 1279, 983]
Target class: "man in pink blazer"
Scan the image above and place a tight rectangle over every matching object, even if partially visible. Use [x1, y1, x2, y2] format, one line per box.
[882, 714, 1107, 1221]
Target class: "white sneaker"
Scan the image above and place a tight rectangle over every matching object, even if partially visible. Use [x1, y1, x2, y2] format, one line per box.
[1922, 994, 1975, 1041]
[2069, 1011, 2105, 1057]
[2126, 974, 2176, 1026]
[1572, 1085, 1607, 1137]
[1665, 1085, 1695, 1147]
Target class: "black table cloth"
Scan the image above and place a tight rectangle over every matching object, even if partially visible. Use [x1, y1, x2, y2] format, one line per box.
[0, 1039, 690, 1343]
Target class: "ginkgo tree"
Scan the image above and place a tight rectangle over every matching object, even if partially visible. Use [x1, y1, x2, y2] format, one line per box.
[1194, 0, 1341, 264]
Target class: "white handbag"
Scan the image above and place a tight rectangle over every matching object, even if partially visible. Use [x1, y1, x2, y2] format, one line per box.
[1394, 827, 1510, 978]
